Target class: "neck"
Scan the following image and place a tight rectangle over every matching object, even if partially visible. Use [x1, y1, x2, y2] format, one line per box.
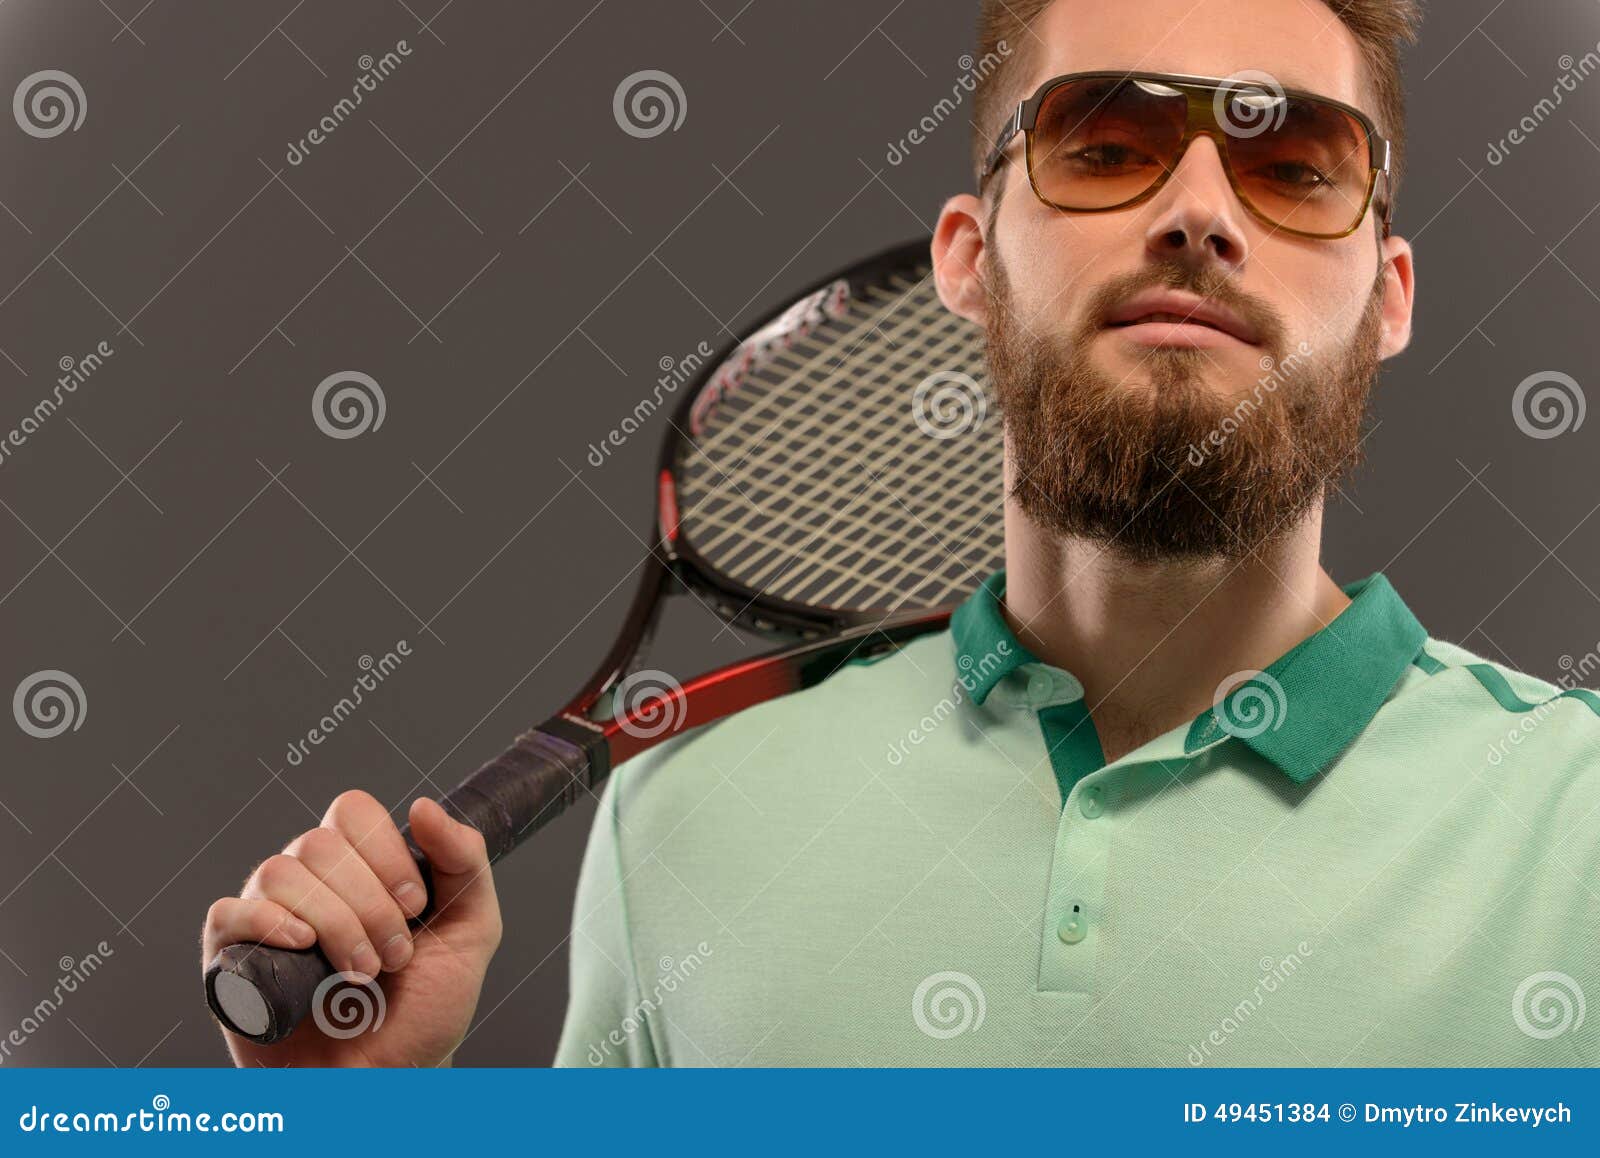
[1001, 502, 1350, 764]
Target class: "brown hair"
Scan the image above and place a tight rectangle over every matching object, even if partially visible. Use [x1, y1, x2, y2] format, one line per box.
[972, 0, 1423, 223]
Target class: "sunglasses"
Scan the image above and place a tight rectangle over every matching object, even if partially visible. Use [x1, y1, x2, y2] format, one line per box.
[981, 70, 1393, 241]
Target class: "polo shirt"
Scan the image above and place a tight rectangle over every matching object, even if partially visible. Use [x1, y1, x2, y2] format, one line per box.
[554, 571, 1600, 1066]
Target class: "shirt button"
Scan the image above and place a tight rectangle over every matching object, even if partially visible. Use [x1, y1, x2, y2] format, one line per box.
[1026, 671, 1055, 705]
[1079, 785, 1104, 818]
[1057, 905, 1087, 944]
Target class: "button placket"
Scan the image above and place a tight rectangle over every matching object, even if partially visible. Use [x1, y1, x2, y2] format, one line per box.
[1038, 779, 1111, 994]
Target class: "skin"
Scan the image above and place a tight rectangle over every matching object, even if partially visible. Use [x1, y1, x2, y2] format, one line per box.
[933, 0, 1416, 762]
[205, 0, 1419, 1065]
[202, 792, 501, 1066]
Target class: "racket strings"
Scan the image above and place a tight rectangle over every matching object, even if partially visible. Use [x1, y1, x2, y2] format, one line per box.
[691, 273, 932, 459]
[689, 296, 977, 560]
[686, 291, 983, 584]
[712, 326, 998, 605]
[686, 282, 997, 609]
[677, 264, 1006, 614]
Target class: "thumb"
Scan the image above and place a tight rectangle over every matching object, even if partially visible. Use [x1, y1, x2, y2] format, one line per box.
[409, 797, 500, 940]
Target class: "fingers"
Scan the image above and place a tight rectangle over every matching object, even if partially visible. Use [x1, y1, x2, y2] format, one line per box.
[283, 825, 413, 973]
[204, 789, 500, 988]
[407, 797, 501, 951]
[241, 853, 382, 977]
[202, 897, 315, 965]
[322, 789, 428, 920]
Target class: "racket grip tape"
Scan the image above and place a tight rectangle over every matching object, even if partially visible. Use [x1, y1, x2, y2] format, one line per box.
[203, 715, 607, 1045]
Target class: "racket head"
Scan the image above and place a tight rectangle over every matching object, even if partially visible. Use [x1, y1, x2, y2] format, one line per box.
[657, 238, 1004, 640]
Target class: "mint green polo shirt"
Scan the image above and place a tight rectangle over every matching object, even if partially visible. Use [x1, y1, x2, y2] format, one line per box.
[554, 572, 1600, 1066]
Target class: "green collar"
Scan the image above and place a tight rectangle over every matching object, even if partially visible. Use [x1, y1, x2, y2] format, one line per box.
[949, 569, 1428, 784]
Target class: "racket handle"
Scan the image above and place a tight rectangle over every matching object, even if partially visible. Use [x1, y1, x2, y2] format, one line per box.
[203, 716, 607, 1045]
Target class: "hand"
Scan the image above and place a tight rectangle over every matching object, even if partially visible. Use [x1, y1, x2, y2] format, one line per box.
[202, 790, 503, 1067]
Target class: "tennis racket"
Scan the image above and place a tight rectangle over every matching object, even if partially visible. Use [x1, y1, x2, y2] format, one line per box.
[203, 236, 1004, 1044]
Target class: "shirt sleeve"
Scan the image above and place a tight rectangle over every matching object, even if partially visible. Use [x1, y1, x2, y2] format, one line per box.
[553, 766, 660, 1067]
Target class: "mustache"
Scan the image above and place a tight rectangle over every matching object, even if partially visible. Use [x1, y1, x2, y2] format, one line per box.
[1077, 261, 1289, 354]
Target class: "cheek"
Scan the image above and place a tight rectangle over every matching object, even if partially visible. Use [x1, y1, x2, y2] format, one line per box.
[1263, 246, 1374, 350]
[1000, 215, 1116, 330]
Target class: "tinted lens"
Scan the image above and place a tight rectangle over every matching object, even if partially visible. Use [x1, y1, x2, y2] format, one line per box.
[1027, 77, 1378, 237]
[1222, 90, 1375, 236]
[1028, 77, 1186, 210]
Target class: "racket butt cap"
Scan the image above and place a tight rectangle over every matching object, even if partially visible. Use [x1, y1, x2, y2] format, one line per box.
[204, 941, 331, 1045]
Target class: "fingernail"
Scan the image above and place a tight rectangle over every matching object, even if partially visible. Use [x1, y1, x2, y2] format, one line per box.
[286, 918, 316, 943]
[393, 880, 423, 915]
[351, 941, 381, 977]
[382, 933, 413, 971]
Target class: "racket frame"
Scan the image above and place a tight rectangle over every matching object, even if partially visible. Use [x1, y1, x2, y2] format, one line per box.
[555, 236, 964, 774]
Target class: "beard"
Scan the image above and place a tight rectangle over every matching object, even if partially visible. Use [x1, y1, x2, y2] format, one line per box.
[984, 246, 1386, 564]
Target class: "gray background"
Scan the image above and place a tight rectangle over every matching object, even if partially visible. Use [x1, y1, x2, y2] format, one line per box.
[0, 0, 1596, 1066]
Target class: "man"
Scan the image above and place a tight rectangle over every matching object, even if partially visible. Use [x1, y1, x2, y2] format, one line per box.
[203, 0, 1600, 1067]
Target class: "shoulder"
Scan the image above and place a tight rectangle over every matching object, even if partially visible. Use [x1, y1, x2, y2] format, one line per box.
[599, 629, 977, 862]
[1392, 635, 1600, 774]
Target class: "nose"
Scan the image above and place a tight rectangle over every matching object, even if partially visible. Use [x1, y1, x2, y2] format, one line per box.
[1143, 134, 1250, 270]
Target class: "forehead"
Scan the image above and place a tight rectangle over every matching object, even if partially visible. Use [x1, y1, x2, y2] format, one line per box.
[1026, 0, 1369, 111]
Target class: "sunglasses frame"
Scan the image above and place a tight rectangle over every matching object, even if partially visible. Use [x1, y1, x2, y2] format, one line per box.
[981, 70, 1394, 241]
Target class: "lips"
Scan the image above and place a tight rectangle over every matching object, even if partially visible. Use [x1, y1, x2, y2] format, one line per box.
[1104, 290, 1260, 346]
